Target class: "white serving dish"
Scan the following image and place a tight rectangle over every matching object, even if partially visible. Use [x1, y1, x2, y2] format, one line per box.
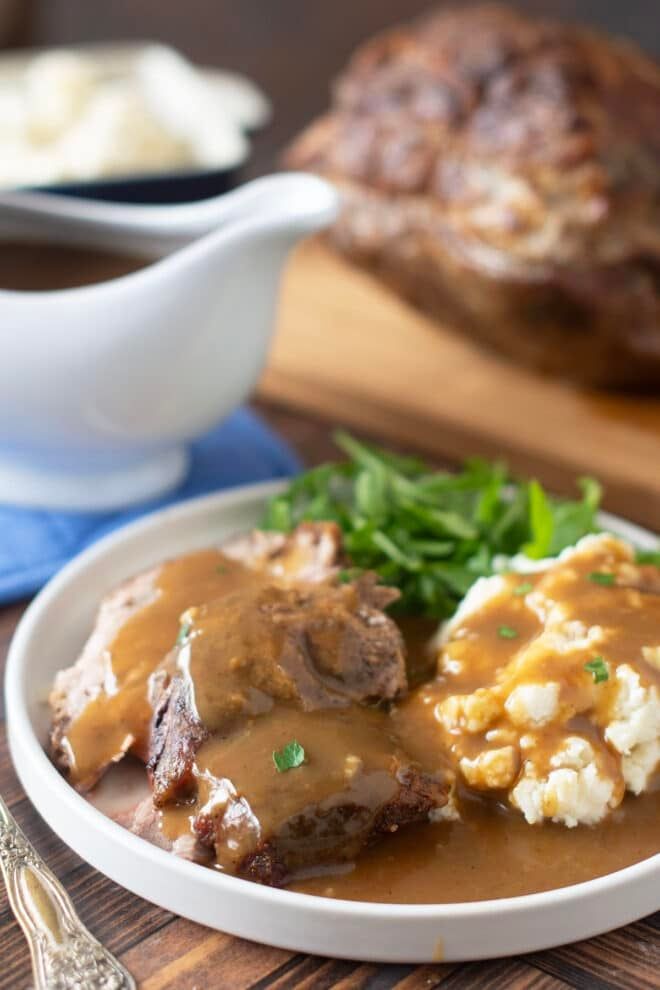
[0, 172, 336, 510]
[5, 481, 660, 963]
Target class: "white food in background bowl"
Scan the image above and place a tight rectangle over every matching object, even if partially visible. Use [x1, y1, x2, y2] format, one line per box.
[0, 43, 270, 187]
[136, 46, 252, 171]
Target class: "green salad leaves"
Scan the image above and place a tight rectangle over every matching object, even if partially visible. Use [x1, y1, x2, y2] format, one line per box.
[262, 431, 603, 619]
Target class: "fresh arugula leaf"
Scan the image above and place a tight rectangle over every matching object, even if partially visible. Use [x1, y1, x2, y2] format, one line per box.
[404, 538, 454, 557]
[523, 480, 554, 559]
[355, 467, 387, 521]
[429, 562, 476, 597]
[334, 430, 389, 475]
[371, 530, 420, 569]
[262, 496, 292, 532]
[489, 487, 530, 554]
[475, 461, 508, 526]
[272, 740, 305, 773]
[513, 582, 533, 596]
[466, 544, 492, 574]
[548, 477, 602, 554]
[400, 501, 478, 540]
[261, 432, 604, 619]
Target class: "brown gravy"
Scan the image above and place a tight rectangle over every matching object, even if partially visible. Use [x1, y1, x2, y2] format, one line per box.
[292, 788, 660, 903]
[61, 543, 660, 902]
[0, 241, 148, 291]
[63, 549, 243, 788]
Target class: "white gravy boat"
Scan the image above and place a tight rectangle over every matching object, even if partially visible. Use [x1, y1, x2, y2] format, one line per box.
[0, 173, 337, 510]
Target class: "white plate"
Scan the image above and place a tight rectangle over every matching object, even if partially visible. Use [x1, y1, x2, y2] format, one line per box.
[5, 481, 660, 962]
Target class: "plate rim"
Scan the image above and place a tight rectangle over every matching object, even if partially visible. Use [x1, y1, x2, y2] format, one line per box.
[5, 480, 660, 959]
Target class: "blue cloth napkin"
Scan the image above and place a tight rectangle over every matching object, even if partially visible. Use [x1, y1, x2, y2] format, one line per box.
[0, 409, 301, 605]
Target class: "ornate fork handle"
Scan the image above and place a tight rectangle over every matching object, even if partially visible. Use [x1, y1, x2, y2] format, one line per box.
[0, 795, 136, 990]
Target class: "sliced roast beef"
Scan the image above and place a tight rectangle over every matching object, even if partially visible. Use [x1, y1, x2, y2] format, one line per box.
[144, 562, 449, 886]
[160, 706, 448, 886]
[149, 677, 208, 805]
[223, 521, 343, 582]
[199, 760, 447, 887]
[49, 522, 344, 791]
[49, 567, 160, 787]
[50, 516, 448, 887]
[113, 796, 211, 864]
[148, 574, 406, 806]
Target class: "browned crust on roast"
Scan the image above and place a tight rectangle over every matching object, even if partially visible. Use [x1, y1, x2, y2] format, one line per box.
[148, 677, 209, 806]
[238, 845, 290, 888]
[371, 765, 447, 834]
[285, 4, 660, 388]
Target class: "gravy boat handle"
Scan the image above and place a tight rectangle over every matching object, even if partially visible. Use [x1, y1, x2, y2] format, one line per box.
[0, 172, 338, 255]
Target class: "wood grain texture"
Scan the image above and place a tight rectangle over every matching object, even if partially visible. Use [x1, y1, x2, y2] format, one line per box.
[1, 1, 659, 986]
[260, 242, 660, 532]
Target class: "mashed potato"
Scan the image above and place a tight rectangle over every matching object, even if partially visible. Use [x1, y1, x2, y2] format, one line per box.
[0, 47, 268, 188]
[433, 533, 660, 827]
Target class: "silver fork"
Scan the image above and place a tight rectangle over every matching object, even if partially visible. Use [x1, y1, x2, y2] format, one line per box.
[0, 795, 136, 990]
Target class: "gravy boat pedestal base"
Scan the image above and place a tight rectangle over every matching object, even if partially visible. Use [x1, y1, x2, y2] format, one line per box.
[0, 446, 189, 511]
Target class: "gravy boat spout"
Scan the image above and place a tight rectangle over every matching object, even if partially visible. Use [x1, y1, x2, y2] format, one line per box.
[0, 173, 338, 510]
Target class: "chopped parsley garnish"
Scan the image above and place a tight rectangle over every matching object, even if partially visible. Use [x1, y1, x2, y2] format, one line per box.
[261, 431, 602, 619]
[216, 564, 228, 575]
[585, 657, 609, 683]
[498, 625, 519, 640]
[588, 572, 616, 586]
[513, 582, 533, 596]
[175, 621, 191, 646]
[272, 740, 306, 773]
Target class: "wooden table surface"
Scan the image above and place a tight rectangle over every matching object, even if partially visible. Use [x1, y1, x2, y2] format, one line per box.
[1, 2, 659, 987]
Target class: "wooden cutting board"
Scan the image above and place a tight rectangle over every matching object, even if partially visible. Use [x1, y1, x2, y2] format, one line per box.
[259, 240, 660, 532]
